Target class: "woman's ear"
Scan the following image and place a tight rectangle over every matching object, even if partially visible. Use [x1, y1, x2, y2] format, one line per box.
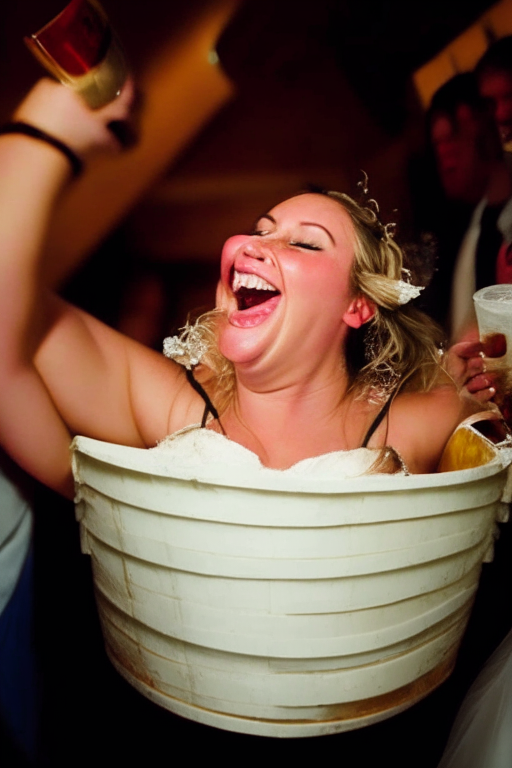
[343, 296, 376, 329]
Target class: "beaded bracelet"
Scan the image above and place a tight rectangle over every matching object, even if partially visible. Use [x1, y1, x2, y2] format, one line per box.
[0, 122, 83, 178]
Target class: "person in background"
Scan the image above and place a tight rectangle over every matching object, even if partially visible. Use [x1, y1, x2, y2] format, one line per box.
[0, 452, 36, 764]
[421, 73, 511, 339]
[477, 35, 512, 155]
[435, 40, 512, 768]
[477, 37, 512, 290]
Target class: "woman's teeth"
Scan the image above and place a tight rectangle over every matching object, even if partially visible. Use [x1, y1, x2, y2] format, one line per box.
[232, 270, 277, 292]
[231, 270, 280, 311]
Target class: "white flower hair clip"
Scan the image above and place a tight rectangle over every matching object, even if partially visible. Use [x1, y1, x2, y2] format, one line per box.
[163, 320, 209, 369]
[395, 268, 424, 306]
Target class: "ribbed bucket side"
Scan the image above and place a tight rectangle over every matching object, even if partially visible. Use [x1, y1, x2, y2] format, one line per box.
[72, 441, 508, 737]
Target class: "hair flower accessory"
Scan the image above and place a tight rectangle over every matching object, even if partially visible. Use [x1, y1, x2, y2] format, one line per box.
[163, 319, 210, 369]
[395, 268, 424, 306]
[396, 281, 423, 305]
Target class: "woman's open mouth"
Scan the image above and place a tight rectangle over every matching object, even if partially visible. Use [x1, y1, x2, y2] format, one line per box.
[232, 269, 280, 310]
[229, 269, 281, 326]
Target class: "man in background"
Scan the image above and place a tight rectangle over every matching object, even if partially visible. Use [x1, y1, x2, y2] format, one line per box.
[477, 36, 512, 286]
[421, 73, 510, 337]
[477, 35, 512, 154]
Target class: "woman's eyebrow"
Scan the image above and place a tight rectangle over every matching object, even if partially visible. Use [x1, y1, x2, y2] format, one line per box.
[301, 222, 335, 245]
[255, 215, 335, 245]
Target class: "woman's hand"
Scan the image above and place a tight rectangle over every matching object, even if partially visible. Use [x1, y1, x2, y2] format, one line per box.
[445, 340, 495, 401]
[13, 77, 135, 158]
[444, 333, 507, 403]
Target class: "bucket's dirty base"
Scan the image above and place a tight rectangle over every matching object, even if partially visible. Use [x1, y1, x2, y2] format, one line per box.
[107, 646, 456, 738]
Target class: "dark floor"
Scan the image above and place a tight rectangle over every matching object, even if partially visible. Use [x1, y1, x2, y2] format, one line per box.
[6, 485, 510, 768]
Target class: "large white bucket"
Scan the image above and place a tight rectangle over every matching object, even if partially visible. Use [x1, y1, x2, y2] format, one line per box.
[72, 426, 511, 738]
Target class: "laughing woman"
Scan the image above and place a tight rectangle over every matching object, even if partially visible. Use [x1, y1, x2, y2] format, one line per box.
[0, 79, 485, 504]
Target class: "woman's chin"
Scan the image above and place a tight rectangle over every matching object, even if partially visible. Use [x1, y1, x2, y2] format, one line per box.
[218, 301, 281, 365]
[218, 322, 270, 367]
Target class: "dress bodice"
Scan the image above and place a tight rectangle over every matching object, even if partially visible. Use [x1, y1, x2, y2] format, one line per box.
[153, 424, 407, 479]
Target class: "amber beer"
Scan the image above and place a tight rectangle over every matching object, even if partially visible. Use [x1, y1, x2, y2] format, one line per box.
[25, 0, 127, 108]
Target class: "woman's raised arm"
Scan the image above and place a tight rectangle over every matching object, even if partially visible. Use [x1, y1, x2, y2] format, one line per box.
[0, 80, 200, 496]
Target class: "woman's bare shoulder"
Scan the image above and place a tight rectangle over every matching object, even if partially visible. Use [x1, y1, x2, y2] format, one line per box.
[388, 383, 480, 473]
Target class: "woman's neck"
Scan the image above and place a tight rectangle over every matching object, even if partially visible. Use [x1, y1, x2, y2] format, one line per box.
[214, 373, 374, 469]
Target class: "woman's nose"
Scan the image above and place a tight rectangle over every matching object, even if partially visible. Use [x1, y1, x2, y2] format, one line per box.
[242, 240, 268, 261]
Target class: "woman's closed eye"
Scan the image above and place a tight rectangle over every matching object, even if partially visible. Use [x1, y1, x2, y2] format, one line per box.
[248, 228, 322, 251]
[289, 241, 322, 251]
[249, 229, 271, 237]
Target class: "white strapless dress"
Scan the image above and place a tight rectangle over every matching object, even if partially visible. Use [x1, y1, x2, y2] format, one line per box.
[153, 424, 407, 479]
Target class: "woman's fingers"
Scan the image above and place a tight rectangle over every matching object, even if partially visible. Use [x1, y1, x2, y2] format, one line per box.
[444, 342, 484, 388]
[13, 77, 136, 157]
[468, 387, 497, 404]
[466, 354, 485, 379]
[102, 76, 136, 121]
[447, 334, 507, 404]
[466, 372, 496, 395]
[97, 76, 137, 149]
[449, 340, 484, 361]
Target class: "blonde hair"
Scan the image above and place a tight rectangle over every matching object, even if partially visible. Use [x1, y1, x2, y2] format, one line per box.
[191, 190, 445, 411]
[324, 191, 444, 399]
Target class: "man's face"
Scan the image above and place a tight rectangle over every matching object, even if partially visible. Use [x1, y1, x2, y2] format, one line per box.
[431, 105, 490, 203]
[479, 70, 512, 150]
